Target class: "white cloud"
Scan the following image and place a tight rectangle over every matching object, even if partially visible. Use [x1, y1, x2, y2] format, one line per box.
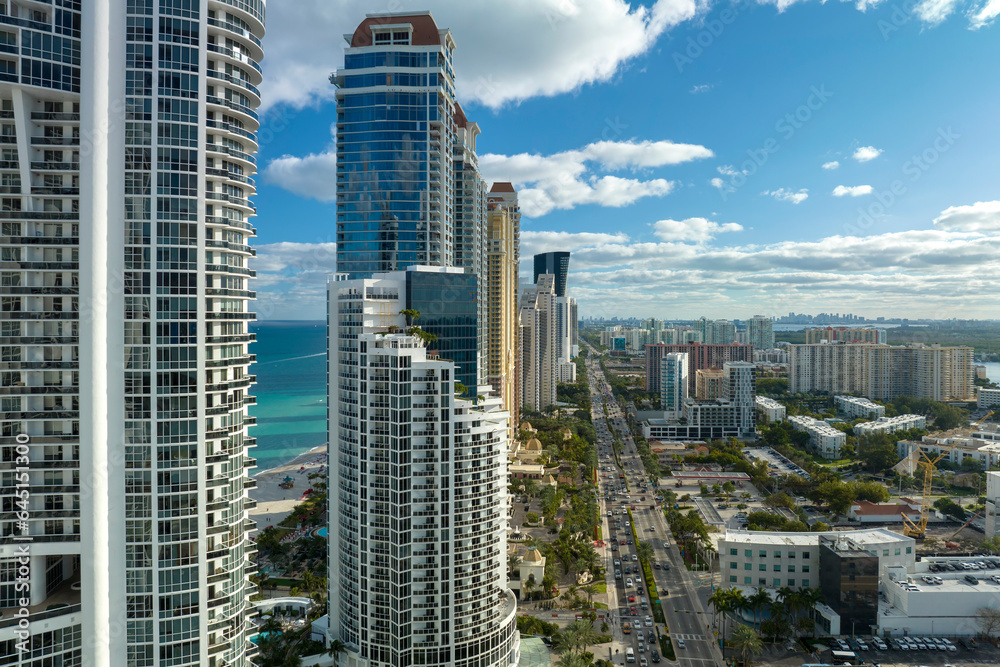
[933, 200, 1000, 232]
[479, 139, 711, 216]
[832, 185, 874, 197]
[651, 217, 743, 242]
[690, 84, 712, 94]
[822, 161, 840, 170]
[969, 0, 1000, 27]
[264, 151, 338, 202]
[852, 146, 883, 162]
[717, 165, 744, 177]
[710, 177, 725, 189]
[521, 230, 632, 257]
[250, 220, 1000, 320]
[260, 0, 702, 112]
[763, 188, 809, 204]
[914, 0, 962, 23]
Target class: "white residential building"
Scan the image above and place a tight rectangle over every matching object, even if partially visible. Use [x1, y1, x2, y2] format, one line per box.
[836, 395, 886, 420]
[984, 471, 1000, 539]
[326, 269, 520, 667]
[519, 273, 558, 411]
[755, 396, 786, 422]
[644, 362, 756, 441]
[897, 425, 1000, 476]
[660, 353, 689, 418]
[789, 343, 974, 400]
[747, 315, 774, 349]
[854, 414, 927, 437]
[0, 3, 265, 666]
[977, 386, 1000, 409]
[788, 416, 846, 459]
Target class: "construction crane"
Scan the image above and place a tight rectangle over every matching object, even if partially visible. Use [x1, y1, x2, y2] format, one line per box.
[948, 510, 983, 542]
[901, 445, 954, 539]
[900, 413, 992, 539]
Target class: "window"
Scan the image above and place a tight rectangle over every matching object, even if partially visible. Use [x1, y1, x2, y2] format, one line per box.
[883, 549, 889, 556]
[788, 579, 796, 586]
[744, 577, 751, 584]
[788, 565, 795, 572]
[802, 565, 810, 573]
[759, 564, 766, 571]
[730, 548, 737, 556]
[774, 551, 781, 558]
[906, 546, 912, 554]
[744, 563, 751, 570]
[773, 564, 781, 572]
[744, 549, 751, 557]
[759, 578, 766, 586]
[730, 575, 737, 583]
[788, 551, 795, 559]
[759, 550, 766, 558]
[774, 578, 781, 586]
[801, 551, 809, 559]
[895, 548, 901, 556]
[730, 562, 737, 569]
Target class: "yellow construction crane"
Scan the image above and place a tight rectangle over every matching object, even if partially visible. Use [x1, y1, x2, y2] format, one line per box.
[900, 412, 992, 538]
[901, 445, 954, 539]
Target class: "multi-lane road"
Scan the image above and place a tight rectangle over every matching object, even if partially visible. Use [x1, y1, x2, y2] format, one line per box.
[585, 351, 724, 666]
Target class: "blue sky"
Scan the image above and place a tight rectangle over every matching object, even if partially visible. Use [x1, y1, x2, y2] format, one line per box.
[250, 0, 1000, 321]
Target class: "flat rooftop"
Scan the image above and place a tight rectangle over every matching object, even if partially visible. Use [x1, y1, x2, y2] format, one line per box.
[721, 527, 911, 546]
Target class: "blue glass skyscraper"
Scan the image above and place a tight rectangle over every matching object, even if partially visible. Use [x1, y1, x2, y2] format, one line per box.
[333, 12, 464, 279]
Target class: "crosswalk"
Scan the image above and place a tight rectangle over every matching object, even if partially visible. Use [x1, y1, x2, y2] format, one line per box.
[670, 633, 706, 641]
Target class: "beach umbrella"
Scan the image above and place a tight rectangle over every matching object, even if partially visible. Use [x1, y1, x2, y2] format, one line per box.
[283, 476, 294, 482]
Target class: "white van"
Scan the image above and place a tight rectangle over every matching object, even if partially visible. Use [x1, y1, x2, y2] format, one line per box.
[626, 647, 635, 663]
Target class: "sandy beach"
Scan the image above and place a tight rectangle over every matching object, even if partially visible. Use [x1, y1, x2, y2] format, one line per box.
[248, 444, 328, 534]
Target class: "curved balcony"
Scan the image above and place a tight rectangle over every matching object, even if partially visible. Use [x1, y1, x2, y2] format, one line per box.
[208, 0, 265, 43]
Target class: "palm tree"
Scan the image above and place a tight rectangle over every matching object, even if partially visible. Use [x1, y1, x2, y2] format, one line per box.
[727, 588, 748, 636]
[730, 624, 764, 667]
[581, 583, 599, 607]
[636, 540, 655, 564]
[523, 574, 536, 601]
[708, 588, 730, 637]
[554, 652, 591, 667]
[326, 638, 347, 665]
[748, 588, 771, 631]
[508, 554, 521, 577]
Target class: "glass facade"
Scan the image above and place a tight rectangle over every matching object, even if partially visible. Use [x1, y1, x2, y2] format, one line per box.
[406, 270, 477, 393]
[533, 251, 569, 297]
[335, 39, 455, 278]
[818, 542, 879, 635]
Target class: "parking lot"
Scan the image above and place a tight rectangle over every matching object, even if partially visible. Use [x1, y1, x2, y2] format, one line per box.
[742, 446, 811, 479]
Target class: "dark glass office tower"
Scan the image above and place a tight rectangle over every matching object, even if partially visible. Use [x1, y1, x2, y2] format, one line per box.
[533, 251, 570, 297]
[406, 269, 478, 393]
[819, 538, 879, 635]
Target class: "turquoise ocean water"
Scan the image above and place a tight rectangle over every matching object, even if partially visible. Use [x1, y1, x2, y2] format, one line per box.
[249, 321, 327, 473]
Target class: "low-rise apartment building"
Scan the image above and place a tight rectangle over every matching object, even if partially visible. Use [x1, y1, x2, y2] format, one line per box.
[836, 395, 886, 420]
[788, 415, 846, 459]
[854, 414, 926, 437]
[755, 396, 786, 422]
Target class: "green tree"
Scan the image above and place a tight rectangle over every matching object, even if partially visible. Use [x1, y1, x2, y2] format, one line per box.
[730, 624, 764, 667]
[764, 492, 795, 509]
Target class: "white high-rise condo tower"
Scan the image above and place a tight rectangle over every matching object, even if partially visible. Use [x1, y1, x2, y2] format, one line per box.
[0, 2, 265, 665]
[325, 267, 520, 667]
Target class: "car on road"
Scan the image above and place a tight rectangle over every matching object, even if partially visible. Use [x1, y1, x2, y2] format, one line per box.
[675, 638, 685, 649]
[615, 569, 622, 579]
[644, 615, 653, 627]
[629, 593, 636, 603]
[626, 578, 633, 587]
[650, 648, 660, 663]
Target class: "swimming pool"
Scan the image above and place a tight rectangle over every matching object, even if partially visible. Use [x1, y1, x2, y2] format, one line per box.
[316, 527, 328, 538]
